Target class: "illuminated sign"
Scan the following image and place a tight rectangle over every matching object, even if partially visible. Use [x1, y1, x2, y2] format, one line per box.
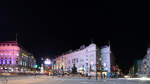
[22, 53, 28, 57]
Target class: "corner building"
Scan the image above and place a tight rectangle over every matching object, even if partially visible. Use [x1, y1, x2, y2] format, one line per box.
[0, 41, 36, 73]
[54, 43, 113, 76]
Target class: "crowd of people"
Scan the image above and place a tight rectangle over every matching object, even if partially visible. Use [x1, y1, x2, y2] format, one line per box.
[48, 70, 122, 79]
[101, 72, 122, 79]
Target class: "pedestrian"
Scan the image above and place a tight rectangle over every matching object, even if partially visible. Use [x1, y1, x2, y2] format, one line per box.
[107, 72, 109, 79]
[101, 73, 103, 79]
[88, 73, 91, 80]
[62, 71, 64, 78]
[110, 73, 112, 78]
[103, 73, 105, 79]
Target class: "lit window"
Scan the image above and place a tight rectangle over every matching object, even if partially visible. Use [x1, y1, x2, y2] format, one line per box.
[76, 58, 78, 63]
[9, 61, 11, 64]
[12, 44, 15, 46]
[1, 60, 3, 64]
[99, 58, 101, 61]
[86, 63, 88, 66]
[16, 61, 18, 65]
[68, 60, 70, 64]
[3, 60, 5, 64]
[5, 60, 7, 64]
[5, 53, 7, 55]
[16, 54, 19, 56]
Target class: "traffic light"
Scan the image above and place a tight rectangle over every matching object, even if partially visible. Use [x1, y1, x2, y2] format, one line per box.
[48, 67, 51, 69]
[34, 64, 38, 68]
[113, 66, 116, 71]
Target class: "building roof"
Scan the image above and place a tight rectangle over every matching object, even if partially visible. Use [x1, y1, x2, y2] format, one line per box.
[0, 41, 35, 58]
[0, 41, 18, 44]
[53, 43, 97, 60]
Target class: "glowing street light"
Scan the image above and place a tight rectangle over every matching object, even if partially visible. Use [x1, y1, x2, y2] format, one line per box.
[44, 58, 51, 65]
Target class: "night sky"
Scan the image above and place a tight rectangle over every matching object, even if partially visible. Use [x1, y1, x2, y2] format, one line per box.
[0, 1, 150, 71]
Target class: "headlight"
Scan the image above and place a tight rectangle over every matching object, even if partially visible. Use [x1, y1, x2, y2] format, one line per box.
[124, 75, 130, 78]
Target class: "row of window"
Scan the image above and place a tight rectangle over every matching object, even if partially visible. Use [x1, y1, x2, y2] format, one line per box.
[0, 49, 18, 51]
[0, 60, 33, 66]
[0, 44, 17, 46]
[0, 51, 18, 53]
[22, 61, 35, 67]
[67, 54, 94, 63]
[0, 54, 19, 56]
[0, 60, 12, 64]
[71, 58, 78, 64]
[0, 57, 19, 60]
[68, 58, 89, 64]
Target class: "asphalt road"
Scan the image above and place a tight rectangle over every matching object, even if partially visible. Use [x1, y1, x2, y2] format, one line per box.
[30, 78, 150, 84]
[0, 75, 150, 84]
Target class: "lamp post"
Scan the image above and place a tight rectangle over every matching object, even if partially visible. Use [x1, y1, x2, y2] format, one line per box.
[44, 58, 51, 65]
[44, 58, 51, 76]
[96, 64, 98, 80]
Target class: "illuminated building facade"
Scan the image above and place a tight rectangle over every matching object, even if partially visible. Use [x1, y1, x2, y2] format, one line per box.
[100, 46, 111, 72]
[0, 41, 36, 73]
[134, 47, 150, 77]
[53, 43, 109, 76]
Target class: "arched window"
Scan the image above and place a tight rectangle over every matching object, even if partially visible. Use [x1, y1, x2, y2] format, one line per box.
[5, 60, 7, 64]
[16, 61, 18, 65]
[3, 59, 5, 64]
[9, 60, 11, 64]
[1, 59, 3, 64]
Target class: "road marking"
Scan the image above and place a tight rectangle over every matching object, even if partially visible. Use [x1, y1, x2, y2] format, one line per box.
[80, 82, 88, 83]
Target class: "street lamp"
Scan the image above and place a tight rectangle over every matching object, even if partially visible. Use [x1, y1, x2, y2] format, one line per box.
[44, 58, 51, 76]
[44, 58, 51, 65]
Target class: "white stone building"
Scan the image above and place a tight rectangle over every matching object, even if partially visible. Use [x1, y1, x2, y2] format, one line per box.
[53, 43, 113, 76]
[101, 45, 111, 72]
[137, 47, 150, 76]
[0, 41, 36, 73]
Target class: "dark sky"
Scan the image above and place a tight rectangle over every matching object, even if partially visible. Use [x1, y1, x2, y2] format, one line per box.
[0, 1, 150, 70]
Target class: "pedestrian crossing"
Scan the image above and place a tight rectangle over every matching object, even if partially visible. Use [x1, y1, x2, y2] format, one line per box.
[52, 78, 89, 80]
[0, 76, 125, 82]
[45, 77, 101, 81]
[45, 77, 127, 81]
